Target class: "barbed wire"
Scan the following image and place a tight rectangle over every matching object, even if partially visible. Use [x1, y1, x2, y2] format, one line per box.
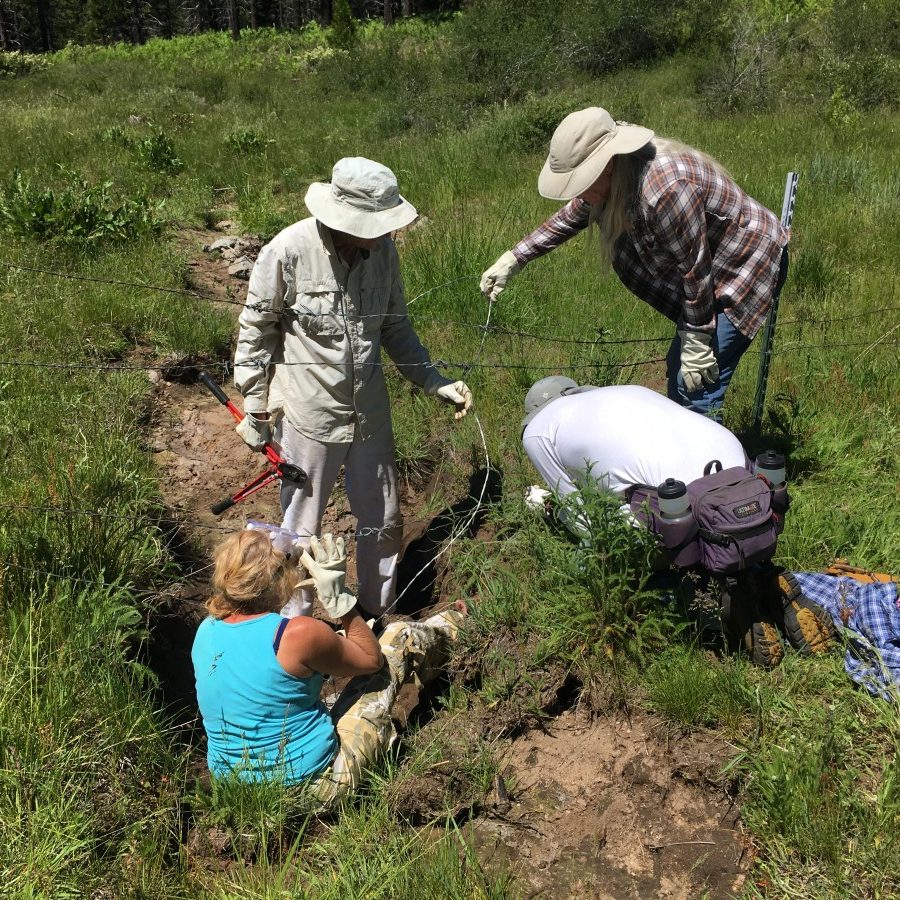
[3, 260, 898, 347]
[777, 304, 900, 327]
[1, 337, 897, 377]
[0, 500, 478, 543]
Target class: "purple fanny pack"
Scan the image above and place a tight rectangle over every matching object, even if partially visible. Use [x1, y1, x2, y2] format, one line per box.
[629, 461, 784, 574]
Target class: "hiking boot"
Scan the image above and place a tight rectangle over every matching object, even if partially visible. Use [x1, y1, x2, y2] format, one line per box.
[742, 615, 786, 669]
[719, 574, 784, 669]
[763, 568, 837, 655]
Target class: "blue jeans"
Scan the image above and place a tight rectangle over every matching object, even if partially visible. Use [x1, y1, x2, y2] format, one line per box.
[666, 314, 751, 421]
[667, 248, 789, 421]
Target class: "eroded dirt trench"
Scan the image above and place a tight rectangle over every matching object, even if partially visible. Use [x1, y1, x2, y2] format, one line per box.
[147, 228, 751, 898]
[144, 225, 497, 710]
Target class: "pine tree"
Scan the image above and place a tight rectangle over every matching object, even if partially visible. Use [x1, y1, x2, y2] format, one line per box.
[328, 0, 355, 49]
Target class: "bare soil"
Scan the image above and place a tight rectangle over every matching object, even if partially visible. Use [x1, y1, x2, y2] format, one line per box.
[475, 709, 748, 898]
[390, 708, 750, 899]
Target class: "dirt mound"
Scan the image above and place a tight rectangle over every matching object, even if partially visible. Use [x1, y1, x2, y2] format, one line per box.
[471, 709, 748, 898]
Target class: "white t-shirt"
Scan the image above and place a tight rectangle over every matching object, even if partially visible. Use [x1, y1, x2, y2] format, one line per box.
[522, 385, 748, 498]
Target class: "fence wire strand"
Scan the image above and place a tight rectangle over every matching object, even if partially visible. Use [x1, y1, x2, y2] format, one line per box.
[2, 257, 898, 610]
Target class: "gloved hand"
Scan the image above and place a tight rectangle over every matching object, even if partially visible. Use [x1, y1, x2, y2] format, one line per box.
[678, 330, 720, 392]
[424, 372, 473, 420]
[296, 533, 357, 620]
[480, 250, 521, 301]
[236, 412, 271, 451]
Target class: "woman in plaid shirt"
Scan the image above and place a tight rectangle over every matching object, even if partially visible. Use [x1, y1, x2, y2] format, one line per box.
[481, 107, 789, 420]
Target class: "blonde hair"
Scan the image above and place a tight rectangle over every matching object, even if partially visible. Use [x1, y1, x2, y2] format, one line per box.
[591, 137, 731, 266]
[206, 530, 298, 619]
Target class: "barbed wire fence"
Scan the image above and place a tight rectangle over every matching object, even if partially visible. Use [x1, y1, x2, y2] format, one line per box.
[1, 260, 898, 610]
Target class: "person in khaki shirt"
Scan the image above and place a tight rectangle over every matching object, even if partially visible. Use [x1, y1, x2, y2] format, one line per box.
[234, 157, 472, 619]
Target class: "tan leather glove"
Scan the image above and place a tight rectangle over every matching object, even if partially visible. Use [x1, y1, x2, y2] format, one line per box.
[480, 251, 521, 301]
[678, 330, 720, 392]
[235, 412, 271, 451]
[297, 534, 357, 619]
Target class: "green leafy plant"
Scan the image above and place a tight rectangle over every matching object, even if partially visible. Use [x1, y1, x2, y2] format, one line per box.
[225, 128, 275, 155]
[0, 51, 49, 78]
[0, 169, 164, 246]
[134, 129, 183, 173]
[537, 482, 677, 666]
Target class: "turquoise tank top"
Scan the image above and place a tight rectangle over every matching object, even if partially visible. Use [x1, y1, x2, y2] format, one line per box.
[191, 613, 338, 783]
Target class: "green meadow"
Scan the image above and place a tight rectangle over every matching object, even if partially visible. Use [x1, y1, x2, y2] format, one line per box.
[0, 7, 897, 896]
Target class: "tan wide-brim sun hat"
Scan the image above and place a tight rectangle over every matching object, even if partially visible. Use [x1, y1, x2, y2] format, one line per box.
[538, 107, 654, 201]
[305, 157, 418, 239]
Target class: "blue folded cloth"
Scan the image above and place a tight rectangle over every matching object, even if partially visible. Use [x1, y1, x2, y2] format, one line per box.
[793, 573, 900, 701]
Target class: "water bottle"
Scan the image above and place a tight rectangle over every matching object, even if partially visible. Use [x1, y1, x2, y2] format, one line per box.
[754, 450, 786, 488]
[656, 478, 700, 566]
[754, 450, 789, 531]
[246, 520, 302, 556]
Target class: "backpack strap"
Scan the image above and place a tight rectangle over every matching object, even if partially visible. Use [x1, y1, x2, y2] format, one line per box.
[624, 482, 655, 503]
[703, 459, 723, 476]
[272, 616, 290, 654]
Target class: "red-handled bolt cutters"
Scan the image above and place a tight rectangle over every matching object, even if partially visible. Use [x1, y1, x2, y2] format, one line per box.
[199, 372, 307, 515]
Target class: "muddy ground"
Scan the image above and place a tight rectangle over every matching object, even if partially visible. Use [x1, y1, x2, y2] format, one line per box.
[470, 710, 748, 898]
[147, 227, 752, 897]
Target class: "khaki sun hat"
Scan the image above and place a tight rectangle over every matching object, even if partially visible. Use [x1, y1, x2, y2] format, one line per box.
[538, 107, 654, 201]
[522, 375, 579, 431]
[304, 157, 418, 239]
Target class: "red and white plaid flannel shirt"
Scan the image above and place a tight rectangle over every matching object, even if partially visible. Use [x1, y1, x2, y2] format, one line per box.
[511, 150, 788, 338]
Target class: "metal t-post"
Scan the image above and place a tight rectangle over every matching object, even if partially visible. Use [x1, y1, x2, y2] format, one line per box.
[752, 172, 799, 432]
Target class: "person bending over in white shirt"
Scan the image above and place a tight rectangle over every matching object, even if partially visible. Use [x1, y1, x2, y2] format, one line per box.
[234, 158, 473, 619]
[521, 378, 747, 510]
[521, 378, 840, 672]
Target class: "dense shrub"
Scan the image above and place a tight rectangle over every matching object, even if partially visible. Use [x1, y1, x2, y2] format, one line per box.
[492, 95, 576, 152]
[0, 51, 50, 78]
[447, 0, 733, 107]
[821, 0, 900, 108]
[696, 12, 781, 111]
[692, 0, 899, 114]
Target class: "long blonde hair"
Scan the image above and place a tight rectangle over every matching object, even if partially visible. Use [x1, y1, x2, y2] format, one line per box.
[592, 137, 731, 265]
[206, 530, 298, 619]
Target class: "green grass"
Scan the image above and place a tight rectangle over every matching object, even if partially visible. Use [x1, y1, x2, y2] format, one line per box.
[0, 17, 897, 898]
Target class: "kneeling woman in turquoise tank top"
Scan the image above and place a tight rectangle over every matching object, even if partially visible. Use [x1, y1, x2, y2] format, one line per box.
[192, 529, 463, 803]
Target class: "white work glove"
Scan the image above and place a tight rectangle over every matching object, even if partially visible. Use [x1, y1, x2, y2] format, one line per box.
[524, 485, 552, 519]
[424, 372, 473, 420]
[296, 533, 357, 620]
[480, 250, 521, 301]
[678, 330, 720, 393]
[235, 412, 271, 451]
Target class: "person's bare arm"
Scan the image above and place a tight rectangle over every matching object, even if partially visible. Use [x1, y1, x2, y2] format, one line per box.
[277, 612, 383, 679]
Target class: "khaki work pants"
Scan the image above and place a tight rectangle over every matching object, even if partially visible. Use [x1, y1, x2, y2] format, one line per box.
[309, 608, 463, 806]
[276, 417, 403, 618]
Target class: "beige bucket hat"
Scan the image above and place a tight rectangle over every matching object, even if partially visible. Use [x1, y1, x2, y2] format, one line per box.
[305, 157, 418, 239]
[538, 107, 654, 201]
